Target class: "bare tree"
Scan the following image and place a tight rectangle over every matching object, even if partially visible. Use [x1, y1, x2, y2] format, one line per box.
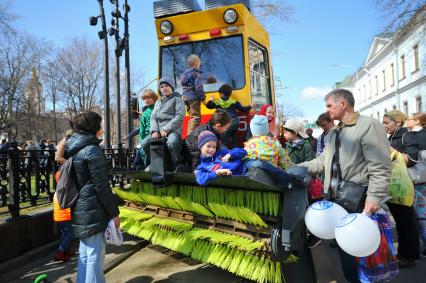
[371, 0, 426, 32]
[54, 37, 104, 118]
[0, 0, 17, 34]
[251, 0, 295, 31]
[0, 32, 47, 139]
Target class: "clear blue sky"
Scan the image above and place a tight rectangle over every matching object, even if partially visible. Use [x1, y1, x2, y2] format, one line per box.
[11, 0, 384, 121]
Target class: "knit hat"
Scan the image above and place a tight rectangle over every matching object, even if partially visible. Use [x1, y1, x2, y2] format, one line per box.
[158, 77, 175, 91]
[385, 110, 406, 123]
[284, 118, 308, 139]
[250, 115, 269, 136]
[197, 131, 218, 150]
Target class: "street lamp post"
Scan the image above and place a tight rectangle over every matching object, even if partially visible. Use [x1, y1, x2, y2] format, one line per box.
[91, 0, 111, 149]
[123, 0, 133, 149]
[110, 0, 122, 148]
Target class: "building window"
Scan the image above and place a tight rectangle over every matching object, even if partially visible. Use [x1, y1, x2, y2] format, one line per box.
[384, 108, 388, 114]
[403, 101, 408, 114]
[363, 85, 366, 101]
[392, 105, 397, 110]
[377, 111, 380, 120]
[368, 80, 372, 98]
[375, 75, 379, 95]
[390, 63, 395, 86]
[382, 70, 386, 91]
[400, 55, 406, 80]
[416, 96, 423, 112]
[413, 44, 419, 72]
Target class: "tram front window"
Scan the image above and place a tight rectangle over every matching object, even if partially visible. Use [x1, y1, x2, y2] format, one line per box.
[160, 35, 245, 92]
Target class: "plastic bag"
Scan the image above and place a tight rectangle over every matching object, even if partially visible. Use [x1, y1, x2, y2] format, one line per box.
[388, 151, 414, 206]
[356, 213, 399, 283]
[308, 177, 324, 199]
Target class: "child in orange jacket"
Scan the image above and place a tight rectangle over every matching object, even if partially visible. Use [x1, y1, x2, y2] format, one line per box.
[53, 184, 74, 261]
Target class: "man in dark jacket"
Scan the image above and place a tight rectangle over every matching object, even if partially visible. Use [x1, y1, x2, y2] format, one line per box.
[66, 111, 119, 283]
[185, 109, 231, 170]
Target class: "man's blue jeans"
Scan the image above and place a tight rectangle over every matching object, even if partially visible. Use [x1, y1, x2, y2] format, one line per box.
[77, 232, 106, 283]
[58, 221, 73, 252]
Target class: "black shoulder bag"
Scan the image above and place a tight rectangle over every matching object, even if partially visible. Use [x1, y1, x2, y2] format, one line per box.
[334, 130, 368, 213]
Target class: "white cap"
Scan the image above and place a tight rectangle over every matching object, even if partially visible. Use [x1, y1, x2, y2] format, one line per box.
[284, 119, 308, 139]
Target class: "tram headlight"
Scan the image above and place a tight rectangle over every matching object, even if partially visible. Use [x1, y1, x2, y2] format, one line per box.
[223, 8, 238, 24]
[160, 20, 173, 35]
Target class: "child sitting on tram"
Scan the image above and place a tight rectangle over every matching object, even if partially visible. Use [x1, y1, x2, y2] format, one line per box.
[185, 109, 232, 170]
[244, 115, 292, 185]
[139, 89, 158, 169]
[195, 131, 247, 186]
[142, 78, 186, 171]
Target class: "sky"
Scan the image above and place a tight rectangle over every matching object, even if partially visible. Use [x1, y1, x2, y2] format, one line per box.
[10, 0, 385, 122]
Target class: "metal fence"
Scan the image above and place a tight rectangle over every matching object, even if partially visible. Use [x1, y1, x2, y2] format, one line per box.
[0, 143, 134, 218]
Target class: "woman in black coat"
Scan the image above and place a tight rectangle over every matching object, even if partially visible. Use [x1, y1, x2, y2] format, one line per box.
[66, 111, 119, 283]
[383, 110, 420, 267]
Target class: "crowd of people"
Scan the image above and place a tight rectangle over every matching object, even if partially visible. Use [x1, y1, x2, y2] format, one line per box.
[46, 54, 426, 283]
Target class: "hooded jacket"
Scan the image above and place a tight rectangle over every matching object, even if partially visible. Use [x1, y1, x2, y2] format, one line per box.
[195, 148, 247, 186]
[150, 92, 186, 135]
[66, 132, 119, 239]
[180, 67, 205, 101]
[139, 104, 154, 141]
[185, 121, 222, 169]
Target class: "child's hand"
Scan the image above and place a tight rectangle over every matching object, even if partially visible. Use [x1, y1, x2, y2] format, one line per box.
[209, 95, 215, 101]
[152, 132, 160, 138]
[160, 130, 168, 137]
[216, 169, 232, 176]
[221, 154, 231, 162]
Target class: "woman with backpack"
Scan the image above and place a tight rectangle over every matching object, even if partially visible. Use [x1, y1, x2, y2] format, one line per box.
[66, 111, 119, 283]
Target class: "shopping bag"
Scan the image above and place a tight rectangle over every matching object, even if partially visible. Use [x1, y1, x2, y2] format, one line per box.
[356, 213, 399, 283]
[388, 151, 414, 206]
[308, 177, 324, 199]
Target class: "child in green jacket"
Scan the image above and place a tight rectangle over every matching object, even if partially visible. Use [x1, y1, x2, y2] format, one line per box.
[139, 89, 158, 168]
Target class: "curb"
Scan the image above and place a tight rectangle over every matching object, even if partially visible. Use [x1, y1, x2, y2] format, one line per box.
[0, 240, 59, 275]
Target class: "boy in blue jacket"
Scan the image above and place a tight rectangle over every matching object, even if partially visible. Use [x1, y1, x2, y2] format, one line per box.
[195, 131, 247, 186]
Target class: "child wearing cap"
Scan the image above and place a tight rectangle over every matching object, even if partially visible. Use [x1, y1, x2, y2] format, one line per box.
[180, 54, 205, 135]
[143, 77, 186, 171]
[185, 109, 232, 170]
[206, 84, 251, 148]
[244, 115, 291, 170]
[283, 118, 314, 164]
[195, 131, 247, 186]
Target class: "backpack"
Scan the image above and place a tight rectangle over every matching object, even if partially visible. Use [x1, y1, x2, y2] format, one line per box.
[56, 155, 78, 209]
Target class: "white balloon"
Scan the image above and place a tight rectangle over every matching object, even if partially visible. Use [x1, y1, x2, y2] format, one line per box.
[304, 200, 348, 239]
[335, 213, 381, 257]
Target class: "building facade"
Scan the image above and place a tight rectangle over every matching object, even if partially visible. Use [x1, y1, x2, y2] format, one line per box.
[351, 14, 425, 119]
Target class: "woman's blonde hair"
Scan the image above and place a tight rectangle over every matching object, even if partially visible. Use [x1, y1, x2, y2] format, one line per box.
[409, 112, 426, 127]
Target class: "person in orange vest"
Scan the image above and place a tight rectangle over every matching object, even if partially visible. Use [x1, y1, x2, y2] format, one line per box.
[53, 191, 73, 261]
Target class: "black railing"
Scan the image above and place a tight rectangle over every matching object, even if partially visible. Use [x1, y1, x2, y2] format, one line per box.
[0, 143, 134, 218]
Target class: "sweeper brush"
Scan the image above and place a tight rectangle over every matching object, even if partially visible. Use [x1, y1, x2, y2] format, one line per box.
[114, 139, 315, 283]
[115, 172, 313, 283]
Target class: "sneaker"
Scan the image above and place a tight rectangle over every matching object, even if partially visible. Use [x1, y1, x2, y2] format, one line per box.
[144, 165, 151, 172]
[65, 249, 76, 257]
[421, 250, 426, 258]
[53, 250, 70, 262]
[398, 257, 416, 268]
[306, 236, 322, 249]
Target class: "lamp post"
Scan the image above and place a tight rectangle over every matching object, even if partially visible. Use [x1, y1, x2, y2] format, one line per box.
[123, 0, 133, 149]
[110, 0, 122, 148]
[90, 0, 111, 149]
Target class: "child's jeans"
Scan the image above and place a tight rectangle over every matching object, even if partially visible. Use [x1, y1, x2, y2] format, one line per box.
[185, 100, 201, 135]
[245, 160, 291, 188]
[58, 221, 73, 252]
